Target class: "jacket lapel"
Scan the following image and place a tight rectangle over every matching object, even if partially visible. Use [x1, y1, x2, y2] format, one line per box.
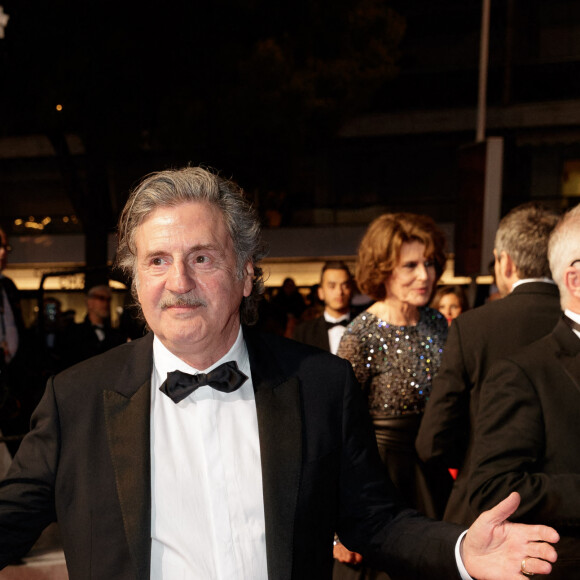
[245, 328, 303, 580]
[554, 318, 580, 396]
[315, 316, 331, 351]
[103, 333, 153, 580]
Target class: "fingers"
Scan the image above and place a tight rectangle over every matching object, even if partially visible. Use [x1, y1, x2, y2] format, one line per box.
[333, 543, 363, 565]
[524, 537, 559, 564]
[521, 556, 553, 577]
[525, 525, 560, 547]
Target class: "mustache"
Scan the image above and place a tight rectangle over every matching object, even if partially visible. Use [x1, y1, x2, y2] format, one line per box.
[159, 293, 207, 309]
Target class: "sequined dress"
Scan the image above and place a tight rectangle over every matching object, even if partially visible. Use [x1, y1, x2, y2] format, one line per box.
[333, 307, 452, 580]
[338, 307, 447, 420]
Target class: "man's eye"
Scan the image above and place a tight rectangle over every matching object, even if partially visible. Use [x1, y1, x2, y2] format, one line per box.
[151, 257, 165, 266]
[424, 260, 435, 268]
[196, 256, 209, 264]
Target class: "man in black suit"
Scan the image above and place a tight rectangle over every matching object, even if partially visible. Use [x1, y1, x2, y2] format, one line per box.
[468, 204, 580, 579]
[61, 284, 125, 368]
[0, 168, 559, 579]
[416, 203, 561, 525]
[293, 261, 353, 354]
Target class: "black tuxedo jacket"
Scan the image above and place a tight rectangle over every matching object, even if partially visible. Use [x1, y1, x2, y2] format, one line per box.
[416, 281, 561, 524]
[0, 328, 463, 580]
[468, 318, 580, 577]
[292, 315, 331, 351]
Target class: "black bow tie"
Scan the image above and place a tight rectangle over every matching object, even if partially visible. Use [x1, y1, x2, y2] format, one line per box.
[325, 319, 348, 330]
[160, 361, 248, 404]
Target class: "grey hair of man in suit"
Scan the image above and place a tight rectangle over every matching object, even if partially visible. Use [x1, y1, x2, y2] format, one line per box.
[494, 202, 560, 280]
[548, 203, 580, 310]
[115, 167, 267, 325]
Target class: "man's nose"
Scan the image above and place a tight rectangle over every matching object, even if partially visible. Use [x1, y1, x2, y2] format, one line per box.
[165, 261, 196, 293]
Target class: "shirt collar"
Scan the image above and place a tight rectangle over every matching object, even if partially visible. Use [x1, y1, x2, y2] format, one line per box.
[323, 311, 350, 324]
[512, 277, 555, 290]
[153, 326, 248, 382]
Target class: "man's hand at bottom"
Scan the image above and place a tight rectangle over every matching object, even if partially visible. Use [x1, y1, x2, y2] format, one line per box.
[462, 492, 559, 579]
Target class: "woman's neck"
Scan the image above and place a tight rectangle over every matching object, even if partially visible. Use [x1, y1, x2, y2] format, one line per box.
[368, 299, 421, 326]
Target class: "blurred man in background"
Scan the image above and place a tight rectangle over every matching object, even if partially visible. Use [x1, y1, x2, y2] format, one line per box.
[293, 261, 353, 354]
[62, 284, 125, 367]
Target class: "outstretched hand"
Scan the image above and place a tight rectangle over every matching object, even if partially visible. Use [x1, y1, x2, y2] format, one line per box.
[462, 492, 559, 579]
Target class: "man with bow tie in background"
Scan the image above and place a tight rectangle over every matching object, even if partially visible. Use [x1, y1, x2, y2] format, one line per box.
[0, 167, 560, 579]
[293, 261, 353, 354]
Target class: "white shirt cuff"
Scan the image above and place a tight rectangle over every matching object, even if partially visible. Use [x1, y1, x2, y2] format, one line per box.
[455, 530, 474, 580]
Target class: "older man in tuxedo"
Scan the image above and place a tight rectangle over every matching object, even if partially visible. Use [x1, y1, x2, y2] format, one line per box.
[416, 203, 561, 525]
[468, 203, 580, 579]
[0, 168, 559, 579]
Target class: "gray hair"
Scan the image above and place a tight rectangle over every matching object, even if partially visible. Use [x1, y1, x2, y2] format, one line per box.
[494, 202, 560, 279]
[548, 203, 580, 309]
[115, 167, 267, 325]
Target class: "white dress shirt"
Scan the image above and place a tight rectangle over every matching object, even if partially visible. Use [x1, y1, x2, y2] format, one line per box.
[150, 328, 267, 579]
[324, 311, 349, 355]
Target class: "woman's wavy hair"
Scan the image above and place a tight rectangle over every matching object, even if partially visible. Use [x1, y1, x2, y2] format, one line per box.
[115, 166, 267, 325]
[355, 212, 447, 301]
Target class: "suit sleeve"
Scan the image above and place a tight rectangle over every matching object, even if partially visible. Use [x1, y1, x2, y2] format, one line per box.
[468, 358, 580, 525]
[416, 319, 470, 468]
[336, 362, 464, 579]
[0, 378, 59, 566]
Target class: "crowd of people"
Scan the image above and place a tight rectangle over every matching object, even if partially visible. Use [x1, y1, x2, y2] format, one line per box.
[0, 166, 574, 579]
[0, 234, 142, 462]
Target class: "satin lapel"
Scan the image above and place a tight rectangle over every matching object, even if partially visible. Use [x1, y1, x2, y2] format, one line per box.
[554, 319, 580, 396]
[315, 316, 331, 351]
[103, 335, 153, 580]
[245, 329, 302, 580]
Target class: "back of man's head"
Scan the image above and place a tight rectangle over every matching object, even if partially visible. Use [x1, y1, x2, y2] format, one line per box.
[494, 203, 560, 279]
[548, 203, 580, 310]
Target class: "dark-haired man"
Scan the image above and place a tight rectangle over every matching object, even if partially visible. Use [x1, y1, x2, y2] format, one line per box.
[293, 261, 353, 354]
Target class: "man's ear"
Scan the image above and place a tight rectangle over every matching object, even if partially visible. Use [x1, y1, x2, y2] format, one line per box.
[565, 266, 580, 299]
[501, 251, 515, 279]
[242, 262, 254, 298]
[317, 285, 325, 302]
